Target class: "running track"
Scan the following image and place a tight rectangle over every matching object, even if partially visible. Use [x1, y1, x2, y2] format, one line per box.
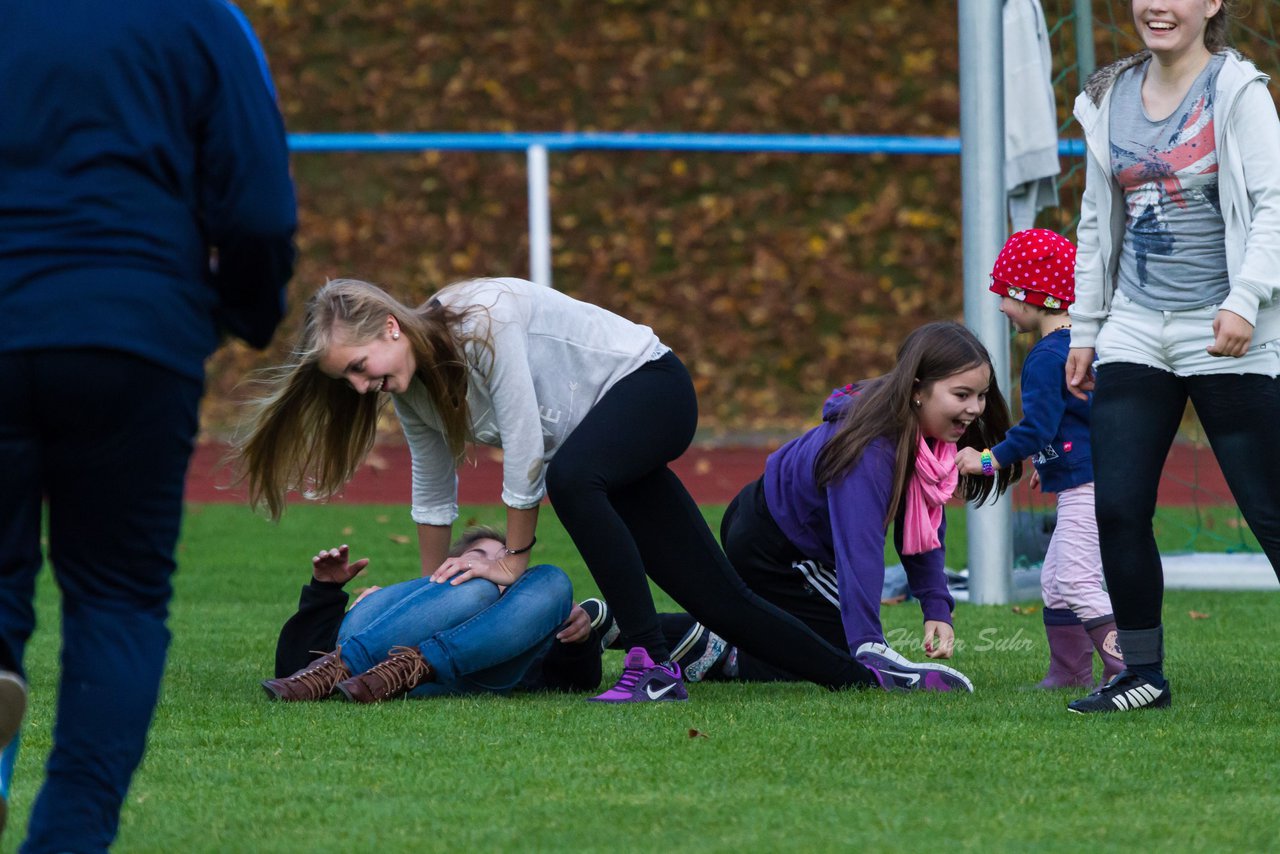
[187, 441, 1229, 507]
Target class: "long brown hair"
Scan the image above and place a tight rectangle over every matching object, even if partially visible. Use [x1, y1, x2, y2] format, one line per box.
[1204, 0, 1236, 53]
[815, 321, 1020, 527]
[234, 279, 482, 520]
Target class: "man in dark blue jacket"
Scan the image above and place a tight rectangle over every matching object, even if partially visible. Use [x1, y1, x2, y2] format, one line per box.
[0, 1, 296, 848]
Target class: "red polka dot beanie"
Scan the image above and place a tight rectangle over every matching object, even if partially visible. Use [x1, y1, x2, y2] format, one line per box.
[988, 228, 1077, 310]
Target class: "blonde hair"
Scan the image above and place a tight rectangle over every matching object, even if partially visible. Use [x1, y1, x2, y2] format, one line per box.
[235, 278, 481, 520]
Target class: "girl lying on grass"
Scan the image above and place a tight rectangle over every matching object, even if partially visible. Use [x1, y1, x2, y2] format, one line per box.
[263, 528, 751, 701]
[263, 529, 590, 701]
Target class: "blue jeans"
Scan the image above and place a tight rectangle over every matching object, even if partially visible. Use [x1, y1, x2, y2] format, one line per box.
[336, 564, 573, 696]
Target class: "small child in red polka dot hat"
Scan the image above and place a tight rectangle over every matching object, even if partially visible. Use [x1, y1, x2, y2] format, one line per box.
[987, 227, 1076, 312]
[956, 228, 1123, 691]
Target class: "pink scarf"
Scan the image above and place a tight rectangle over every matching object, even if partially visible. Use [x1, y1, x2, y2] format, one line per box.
[902, 435, 959, 555]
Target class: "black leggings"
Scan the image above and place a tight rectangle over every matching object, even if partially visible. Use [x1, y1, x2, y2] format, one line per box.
[1092, 362, 1280, 630]
[719, 477, 878, 685]
[545, 352, 864, 690]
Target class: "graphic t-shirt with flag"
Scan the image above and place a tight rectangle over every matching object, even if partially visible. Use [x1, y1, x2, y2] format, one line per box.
[1109, 53, 1228, 311]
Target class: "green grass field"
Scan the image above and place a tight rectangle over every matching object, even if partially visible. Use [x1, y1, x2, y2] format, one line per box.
[5, 503, 1278, 852]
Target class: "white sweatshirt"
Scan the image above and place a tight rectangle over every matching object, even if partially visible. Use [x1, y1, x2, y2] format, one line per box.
[1071, 50, 1280, 351]
[393, 277, 668, 525]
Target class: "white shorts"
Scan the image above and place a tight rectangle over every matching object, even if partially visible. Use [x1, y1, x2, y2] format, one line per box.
[1095, 291, 1280, 377]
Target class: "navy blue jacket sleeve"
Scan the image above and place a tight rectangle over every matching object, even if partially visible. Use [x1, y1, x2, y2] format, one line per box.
[992, 343, 1068, 468]
[202, 1, 297, 349]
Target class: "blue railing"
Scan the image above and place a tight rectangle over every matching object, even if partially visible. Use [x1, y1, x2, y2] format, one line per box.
[286, 131, 1085, 288]
[288, 131, 1086, 157]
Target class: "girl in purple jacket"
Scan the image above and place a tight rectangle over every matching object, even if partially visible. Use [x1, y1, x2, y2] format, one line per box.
[718, 322, 1020, 691]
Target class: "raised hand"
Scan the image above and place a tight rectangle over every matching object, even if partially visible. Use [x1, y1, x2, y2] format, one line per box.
[311, 544, 370, 586]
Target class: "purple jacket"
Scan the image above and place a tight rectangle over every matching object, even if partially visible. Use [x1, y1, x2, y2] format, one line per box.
[763, 386, 955, 653]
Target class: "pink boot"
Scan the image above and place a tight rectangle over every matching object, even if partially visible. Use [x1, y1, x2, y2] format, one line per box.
[1037, 610, 1093, 689]
[1084, 616, 1124, 685]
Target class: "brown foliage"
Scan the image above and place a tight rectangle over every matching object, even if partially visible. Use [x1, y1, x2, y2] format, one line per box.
[208, 0, 1041, 439]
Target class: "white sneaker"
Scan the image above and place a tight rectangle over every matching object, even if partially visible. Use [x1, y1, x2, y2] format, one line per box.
[855, 642, 974, 693]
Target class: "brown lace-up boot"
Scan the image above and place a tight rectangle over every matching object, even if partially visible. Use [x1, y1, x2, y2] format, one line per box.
[261, 649, 351, 701]
[337, 645, 433, 703]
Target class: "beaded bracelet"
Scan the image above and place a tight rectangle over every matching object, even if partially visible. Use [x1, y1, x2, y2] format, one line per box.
[979, 449, 995, 477]
[505, 536, 537, 556]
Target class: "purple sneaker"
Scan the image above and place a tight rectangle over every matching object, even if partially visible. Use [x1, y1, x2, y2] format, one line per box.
[855, 642, 974, 693]
[588, 647, 688, 703]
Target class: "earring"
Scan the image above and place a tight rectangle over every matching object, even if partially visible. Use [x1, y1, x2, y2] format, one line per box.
[912, 399, 922, 408]
[392, 331, 400, 340]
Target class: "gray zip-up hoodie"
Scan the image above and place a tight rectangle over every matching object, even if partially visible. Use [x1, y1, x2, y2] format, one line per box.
[1070, 50, 1280, 350]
